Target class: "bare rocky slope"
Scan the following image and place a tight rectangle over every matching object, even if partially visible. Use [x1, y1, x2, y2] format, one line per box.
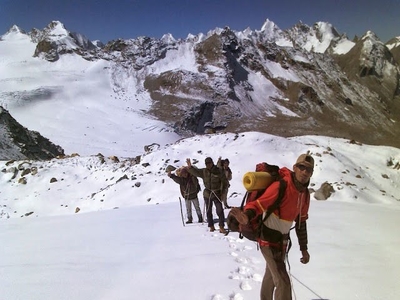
[0, 106, 64, 160]
[103, 22, 400, 148]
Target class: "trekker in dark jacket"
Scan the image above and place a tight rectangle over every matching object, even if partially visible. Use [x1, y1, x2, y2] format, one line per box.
[186, 157, 228, 233]
[217, 157, 233, 209]
[230, 153, 314, 300]
[168, 167, 203, 224]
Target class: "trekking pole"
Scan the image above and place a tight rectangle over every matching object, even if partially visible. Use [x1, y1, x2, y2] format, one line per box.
[212, 190, 223, 204]
[290, 273, 326, 300]
[202, 201, 206, 223]
[178, 197, 185, 227]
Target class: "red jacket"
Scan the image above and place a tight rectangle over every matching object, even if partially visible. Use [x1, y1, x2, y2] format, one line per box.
[244, 167, 310, 235]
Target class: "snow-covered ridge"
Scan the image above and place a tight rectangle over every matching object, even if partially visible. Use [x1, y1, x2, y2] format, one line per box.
[1, 132, 399, 219]
[386, 36, 400, 50]
[1, 18, 394, 56]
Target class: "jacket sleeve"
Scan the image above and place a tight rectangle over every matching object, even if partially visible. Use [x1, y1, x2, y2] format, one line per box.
[299, 191, 310, 222]
[243, 181, 281, 217]
[169, 174, 183, 185]
[187, 166, 204, 179]
[295, 219, 308, 251]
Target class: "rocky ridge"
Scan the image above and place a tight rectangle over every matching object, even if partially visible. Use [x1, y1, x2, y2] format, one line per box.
[0, 106, 64, 160]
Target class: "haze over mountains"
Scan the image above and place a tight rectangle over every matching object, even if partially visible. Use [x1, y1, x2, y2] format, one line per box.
[0, 19, 400, 160]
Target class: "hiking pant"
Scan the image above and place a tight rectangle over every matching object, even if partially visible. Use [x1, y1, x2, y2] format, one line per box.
[260, 245, 291, 300]
[185, 197, 202, 222]
[204, 195, 225, 227]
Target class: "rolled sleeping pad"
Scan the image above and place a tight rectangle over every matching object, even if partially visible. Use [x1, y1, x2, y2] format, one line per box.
[242, 172, 274, 191]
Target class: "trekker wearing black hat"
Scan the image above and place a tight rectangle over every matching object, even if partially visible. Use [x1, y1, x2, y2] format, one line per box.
[186, 157, 229, 233]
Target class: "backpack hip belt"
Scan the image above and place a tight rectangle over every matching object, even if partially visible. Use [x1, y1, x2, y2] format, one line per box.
[259, 233, 290, 249]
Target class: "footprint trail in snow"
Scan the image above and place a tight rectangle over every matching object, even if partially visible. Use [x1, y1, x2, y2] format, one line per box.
[207, 230, 265, 300]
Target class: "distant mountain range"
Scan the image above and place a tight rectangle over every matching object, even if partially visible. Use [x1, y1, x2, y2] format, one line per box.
[1, 20, 399, 159]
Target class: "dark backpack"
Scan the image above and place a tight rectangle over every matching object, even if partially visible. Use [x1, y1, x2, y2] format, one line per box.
[227, 162, 287, 241]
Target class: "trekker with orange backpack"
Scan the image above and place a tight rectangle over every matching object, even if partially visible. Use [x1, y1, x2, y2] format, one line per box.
[229, 154, 314, 300]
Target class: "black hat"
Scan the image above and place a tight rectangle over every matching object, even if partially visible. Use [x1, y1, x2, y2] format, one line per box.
[205, 157, 213, 164]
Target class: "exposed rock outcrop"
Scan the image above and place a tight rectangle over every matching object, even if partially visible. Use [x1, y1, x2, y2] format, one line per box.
[0, 106, 65, 160]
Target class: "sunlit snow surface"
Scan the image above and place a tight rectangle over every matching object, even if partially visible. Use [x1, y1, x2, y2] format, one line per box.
[1, 132, 400, 300]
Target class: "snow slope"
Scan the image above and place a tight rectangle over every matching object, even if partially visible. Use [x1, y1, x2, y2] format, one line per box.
[0, 28, 179, 157]
[1, 132, 400, 300]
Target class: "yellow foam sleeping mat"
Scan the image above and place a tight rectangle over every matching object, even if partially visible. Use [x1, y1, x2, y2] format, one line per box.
[242, 172, 274, 191]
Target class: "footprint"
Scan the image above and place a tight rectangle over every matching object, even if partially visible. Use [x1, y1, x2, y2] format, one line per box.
[240, 280, 252, 290]
[248, 256, 262, 264]
[229, 292, 244, 300]
[235, 256, 249, 264]
[230, 251, 239, 257]
[229, 272, 243, 280]
[211, 294, 226, 300]
[237, 265, 251, 275]
[252, 273, 263, 282]
[225, 236, 237, 242]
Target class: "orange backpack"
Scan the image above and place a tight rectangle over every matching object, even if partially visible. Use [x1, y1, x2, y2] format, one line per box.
[227, 162, 287, 241]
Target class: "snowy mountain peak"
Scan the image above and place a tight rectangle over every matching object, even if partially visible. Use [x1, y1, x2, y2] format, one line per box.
[361, 30, 381, 43]
[40, 20, 70, 42]
[257, 18, 288, 43]
[185, 32, 206, 43]
[260, 18, 280, 34]
[7, 24, 26, 34]
[314, 21, 340, 38]
[31, 20, 97, 61]
[286, 21, 345, 53]
[1, 25, 28, 41]
[161, 33, 177, 44]
[386, 36, 400, 50]
[206, 27, 225, 38]
[358, 30, 389, 58]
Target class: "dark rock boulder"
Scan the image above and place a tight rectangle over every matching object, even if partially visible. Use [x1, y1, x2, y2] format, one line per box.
[0, 106, 64, 160]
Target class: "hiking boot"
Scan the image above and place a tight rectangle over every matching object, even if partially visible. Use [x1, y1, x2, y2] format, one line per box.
[186, 220, 193, 224]
[198, 217, 203, 223]
[209, 226, 215, 232]
[219, 226, 227, 234]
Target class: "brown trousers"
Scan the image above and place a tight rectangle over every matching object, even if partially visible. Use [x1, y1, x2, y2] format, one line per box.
[260, 245, 292, 300]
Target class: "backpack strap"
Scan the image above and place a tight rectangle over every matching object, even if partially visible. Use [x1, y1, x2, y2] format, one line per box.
[253, 179, 287, 244]
[238, 180, 287, 240]
[239, 191, 248, 209]
[260, 179, 287, 225]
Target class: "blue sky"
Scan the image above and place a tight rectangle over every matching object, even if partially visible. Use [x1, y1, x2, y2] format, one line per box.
[1, 0, 399, 43]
